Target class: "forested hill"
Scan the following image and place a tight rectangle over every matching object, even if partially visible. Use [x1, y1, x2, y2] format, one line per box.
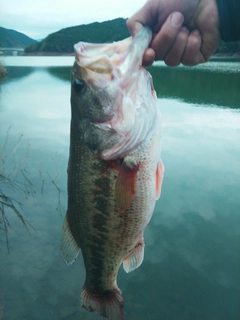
[24, 18, 129, 54]
[24, 17, 240, 56]
[0, 27, 37, 47]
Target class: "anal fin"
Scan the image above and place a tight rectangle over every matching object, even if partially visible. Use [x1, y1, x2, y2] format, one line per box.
[115, 156, 138, 211]
[123, 237, 145, 273]
[60, 213, 80, 265]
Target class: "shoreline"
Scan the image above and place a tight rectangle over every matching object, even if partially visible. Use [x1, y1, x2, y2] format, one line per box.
[22, 52, 75, 56]
[210, 54, 240, 62]
[0, 64, 8, 78]
[1, 53, 240, 64]
[20, 52, 240, 58]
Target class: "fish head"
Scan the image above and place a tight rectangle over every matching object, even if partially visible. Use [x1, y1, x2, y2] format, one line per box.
[71, 38, 131, 123]
[71, 27, 159, 160]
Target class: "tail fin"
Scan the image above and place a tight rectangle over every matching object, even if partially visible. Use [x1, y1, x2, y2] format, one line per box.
[81, 285, 124, 320]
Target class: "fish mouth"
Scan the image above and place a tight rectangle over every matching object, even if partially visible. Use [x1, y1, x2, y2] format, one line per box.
[74, 38, 131, 74]
[74, 27, 152, 88]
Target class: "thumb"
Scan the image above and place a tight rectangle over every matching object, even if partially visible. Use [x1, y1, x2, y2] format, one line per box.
[126, 19, 143, 37]
[127, 2, 153, 37]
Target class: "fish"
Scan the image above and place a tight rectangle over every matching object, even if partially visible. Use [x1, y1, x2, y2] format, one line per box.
[60, 26, 164, 320]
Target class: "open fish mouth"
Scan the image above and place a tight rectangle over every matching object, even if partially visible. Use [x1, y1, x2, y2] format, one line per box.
[73, 27, 152, 90]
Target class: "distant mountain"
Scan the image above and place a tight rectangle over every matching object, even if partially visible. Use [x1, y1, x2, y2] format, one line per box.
[25, 18, 130, 54]
[0, 27, 37, 48]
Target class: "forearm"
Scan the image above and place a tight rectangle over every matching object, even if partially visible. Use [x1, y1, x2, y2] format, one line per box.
[217, 0, 240, 41]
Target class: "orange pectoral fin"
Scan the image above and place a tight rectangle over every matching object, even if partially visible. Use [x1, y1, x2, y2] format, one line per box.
[115, 157, 138, 211]
[155, 160, 164, 200]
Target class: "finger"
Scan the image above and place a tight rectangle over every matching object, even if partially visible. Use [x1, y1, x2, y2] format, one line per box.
[151, 12, 184, 61]
[164, 27, 189, 67]
[127, 2, 154, 37]
[142, 48, 155, 67]
[181, 30, 204, 66]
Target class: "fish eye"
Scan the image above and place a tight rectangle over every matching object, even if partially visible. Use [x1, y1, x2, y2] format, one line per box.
[73, 78, 85, 93]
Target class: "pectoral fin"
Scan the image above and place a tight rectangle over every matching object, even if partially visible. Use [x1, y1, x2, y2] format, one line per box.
[155, 160, 164, 200]
[115, 156, 138, 211]
[123, 237, 145, 273]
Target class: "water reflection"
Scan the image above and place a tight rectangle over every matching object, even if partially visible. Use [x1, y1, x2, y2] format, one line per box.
[47, 67, 71, 82]
[3, 59, 240, 108]
[1, 67, 35, 84]
[140, 210, 240, 320]
[149, 63, 240, 108]
[0, 58, 239, 320]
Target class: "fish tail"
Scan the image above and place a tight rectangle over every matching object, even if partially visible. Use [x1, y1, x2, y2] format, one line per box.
[81, 285, 124, 320]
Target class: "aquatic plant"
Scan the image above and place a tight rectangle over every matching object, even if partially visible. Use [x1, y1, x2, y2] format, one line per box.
[0, 127, 67, 252]
[0, 127, 34, 252]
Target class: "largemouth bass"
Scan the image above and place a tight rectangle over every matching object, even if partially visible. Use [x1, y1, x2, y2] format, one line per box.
[61, 27, 164, 320]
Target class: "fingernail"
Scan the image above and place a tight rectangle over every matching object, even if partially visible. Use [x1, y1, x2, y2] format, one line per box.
[170, 12, 184, 27]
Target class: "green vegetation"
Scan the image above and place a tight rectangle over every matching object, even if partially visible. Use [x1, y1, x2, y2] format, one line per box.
[0, 27, 37, 48]
[25, 18, 130, 54]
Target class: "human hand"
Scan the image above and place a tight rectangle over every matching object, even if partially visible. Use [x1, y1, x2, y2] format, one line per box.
[127, 0, 221, 66]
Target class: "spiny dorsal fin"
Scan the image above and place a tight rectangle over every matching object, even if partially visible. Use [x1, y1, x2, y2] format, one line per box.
[60, 214, 80, 265]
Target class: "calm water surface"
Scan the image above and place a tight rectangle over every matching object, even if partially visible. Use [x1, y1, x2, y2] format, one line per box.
[0, 57, 240, 320]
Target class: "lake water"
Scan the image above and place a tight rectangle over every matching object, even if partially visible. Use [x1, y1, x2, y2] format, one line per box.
[0, 57, 240, 320]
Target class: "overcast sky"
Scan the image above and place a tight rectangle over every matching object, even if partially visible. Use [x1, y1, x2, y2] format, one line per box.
[1, 0, 146, 40]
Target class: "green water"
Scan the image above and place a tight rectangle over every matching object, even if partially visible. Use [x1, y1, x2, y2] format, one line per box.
[0, 57, 240, 320]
